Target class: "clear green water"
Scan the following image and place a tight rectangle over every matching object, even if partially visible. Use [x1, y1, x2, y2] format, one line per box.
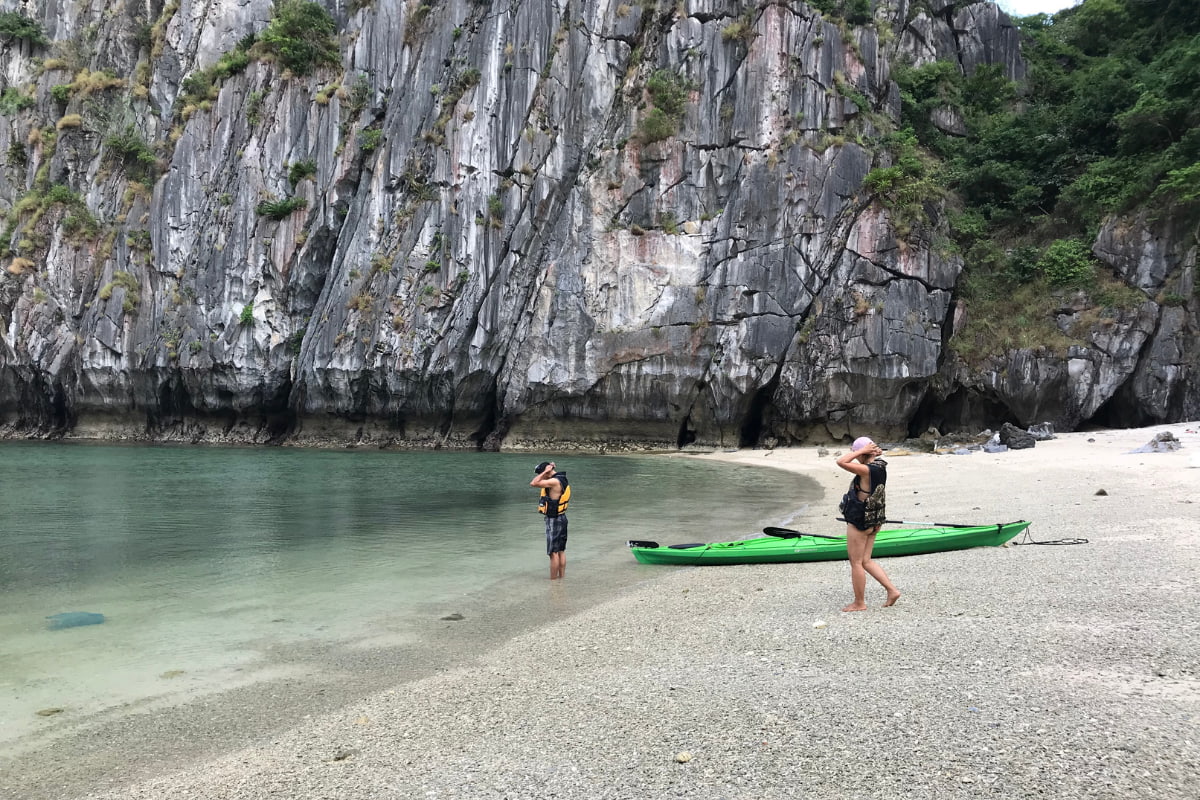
[0, 442, 817, 749]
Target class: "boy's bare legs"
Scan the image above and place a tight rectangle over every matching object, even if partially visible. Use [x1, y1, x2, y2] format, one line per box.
[549, 551, 565, 580]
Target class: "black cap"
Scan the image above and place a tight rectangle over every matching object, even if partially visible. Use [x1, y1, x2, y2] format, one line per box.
[534, 461, 552, 474]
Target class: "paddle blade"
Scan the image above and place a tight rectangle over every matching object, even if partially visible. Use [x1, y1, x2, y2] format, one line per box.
[627, 540, 659, 549]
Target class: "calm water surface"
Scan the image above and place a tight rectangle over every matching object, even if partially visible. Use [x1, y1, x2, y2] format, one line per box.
[0, 442, 817, 749]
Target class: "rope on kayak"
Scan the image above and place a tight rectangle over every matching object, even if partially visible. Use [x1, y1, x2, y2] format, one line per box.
[1011, 524, 1088, 546]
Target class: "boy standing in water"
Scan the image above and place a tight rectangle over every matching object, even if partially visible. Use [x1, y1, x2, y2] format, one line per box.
[531, 461, 570, 580]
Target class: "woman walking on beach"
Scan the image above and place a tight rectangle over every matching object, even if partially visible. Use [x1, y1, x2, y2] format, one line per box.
[836, 437, 901, 611]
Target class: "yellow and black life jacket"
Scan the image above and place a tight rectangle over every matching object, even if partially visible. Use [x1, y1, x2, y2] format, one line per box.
[538, 474, 571, 517]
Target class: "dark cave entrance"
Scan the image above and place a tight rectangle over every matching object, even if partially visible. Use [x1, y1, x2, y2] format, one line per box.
[739, 373, 780, 447]
[907, 387, 1016, 437]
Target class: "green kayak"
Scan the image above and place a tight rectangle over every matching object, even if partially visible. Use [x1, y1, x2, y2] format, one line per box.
[627, 521, 1032, 565]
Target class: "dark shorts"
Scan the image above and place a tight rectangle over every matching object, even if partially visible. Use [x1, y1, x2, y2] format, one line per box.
[544, 515, 568, 555]
[843, 501, 866, 531]
[844, 501, 885, 532]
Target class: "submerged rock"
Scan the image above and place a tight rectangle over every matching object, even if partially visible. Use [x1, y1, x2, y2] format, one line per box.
[46, 611, 105, 630]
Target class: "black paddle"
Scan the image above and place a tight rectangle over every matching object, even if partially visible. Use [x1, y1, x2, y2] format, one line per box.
[762, 527, 846, 540]
[834, 518, 1028, 529]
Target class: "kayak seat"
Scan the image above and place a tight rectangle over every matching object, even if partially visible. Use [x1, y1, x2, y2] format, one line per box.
[667, 543, 706, 549]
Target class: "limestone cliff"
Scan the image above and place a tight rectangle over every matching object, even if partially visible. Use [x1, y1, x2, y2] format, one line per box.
[0, 0, 1195, 449]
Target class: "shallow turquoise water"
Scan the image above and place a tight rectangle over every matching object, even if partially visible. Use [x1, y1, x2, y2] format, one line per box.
[0, 442, 817, 747]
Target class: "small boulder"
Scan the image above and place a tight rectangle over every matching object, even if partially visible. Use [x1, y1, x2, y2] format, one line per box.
[1129, 432, 1182, 454]
[1028, 422, 1056, 441]
[999, 422, 1036, 450]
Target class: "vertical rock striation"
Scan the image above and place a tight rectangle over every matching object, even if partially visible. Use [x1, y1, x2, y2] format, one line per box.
[0, 0, 1195, 448]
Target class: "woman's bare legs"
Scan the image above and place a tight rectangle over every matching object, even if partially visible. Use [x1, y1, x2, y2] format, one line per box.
[842, 524, 870, 611]
[842, 524, 901, 611]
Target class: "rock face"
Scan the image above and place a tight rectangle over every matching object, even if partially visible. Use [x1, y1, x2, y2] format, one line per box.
[0, 1, 1195, 449]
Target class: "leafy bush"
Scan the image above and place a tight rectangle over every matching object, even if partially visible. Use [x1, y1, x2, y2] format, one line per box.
[105, 125, 160, 181]
[807, 0, 873, 25]
[1004, 246, 1041, 284]
[1152, 162, 1200, 207]
[1037, 239, 1096, 286]
[639, 70, 692, 144]
[260, 0, 339, 75]
[862, 128, 944, 235]
[0, 11, 48, 45]
[359, 128, 382, 152]
[646, 69, 689, 118]
[0, 88, 34, 115]
[639, 108, 676, 144]
[178, 35, 257, 110]
[239, 302, 255, 325]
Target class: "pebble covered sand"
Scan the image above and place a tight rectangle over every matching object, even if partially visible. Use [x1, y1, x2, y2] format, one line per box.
[5, 424, 1198, 799]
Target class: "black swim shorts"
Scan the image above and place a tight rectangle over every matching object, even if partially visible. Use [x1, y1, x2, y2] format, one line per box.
[544, 515, 568, 554]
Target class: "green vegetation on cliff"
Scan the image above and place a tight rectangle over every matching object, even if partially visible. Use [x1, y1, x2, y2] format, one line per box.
[918, 0, 1200, 238]
[894, 0, 1198, 364]
[0, 11, 48, 46]
[260, 0, 340, 75]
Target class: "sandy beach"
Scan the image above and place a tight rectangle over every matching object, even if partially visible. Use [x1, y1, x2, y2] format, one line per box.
[7, 423, 1199, 799]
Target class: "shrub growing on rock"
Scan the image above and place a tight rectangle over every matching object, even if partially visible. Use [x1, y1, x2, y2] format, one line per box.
[1037, 239, 1096, 287]
[259, 0, 340, 76]
[0, 11, 48, 45]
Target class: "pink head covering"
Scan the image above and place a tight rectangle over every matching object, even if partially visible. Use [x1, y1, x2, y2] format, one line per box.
[852, 436, 874, 451]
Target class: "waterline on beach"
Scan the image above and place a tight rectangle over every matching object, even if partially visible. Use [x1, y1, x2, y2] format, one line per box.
[0, 442, 819, 751]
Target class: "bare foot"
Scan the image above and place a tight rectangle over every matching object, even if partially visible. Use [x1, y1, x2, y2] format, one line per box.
[841, 603, 868, 612]
[883, 590, 901, 608]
